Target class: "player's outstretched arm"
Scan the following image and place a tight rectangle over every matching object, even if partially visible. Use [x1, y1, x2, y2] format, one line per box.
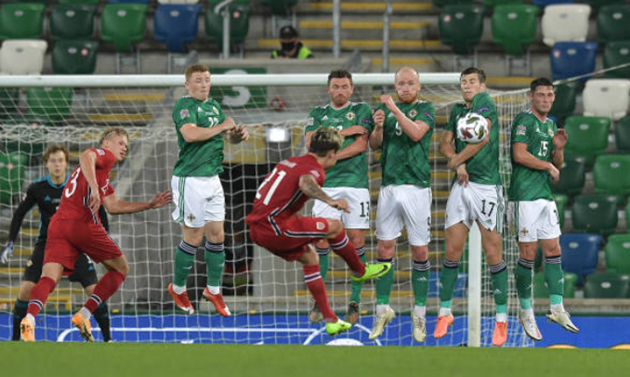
[298, 174, 349, 213]
[102, 190, 173, 215]
[80, 149, 102, 214]
[439, 130, 457, 161]
[513, 142, 560, 183]
[447, 118, 492, 169]
[180, 117, 236, 143]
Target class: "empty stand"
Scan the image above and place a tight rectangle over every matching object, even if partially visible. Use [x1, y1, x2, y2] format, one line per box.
[584, 272, 630, 298]
[605, 234, 630, 274]
[438, 4, 485, 69]
[604, 41, 630, 79]
[583, 79, 630, 121]
[571, 195, 619, 236]
[551, 155, 586, 197]
[563, 116, 611, 165]
[559, 233, 602, 278]
[50, 4, 97, 40]
[0, 3, 45, 40]
[550, 41, 598, 81]
[0, 40, 47, 75]
[593, 155, 630, 197]
[597, 4, 630, 43]
[52, 40, 99, 75]
[615, 116, 630, 153]
[549, 81, 579, 124]
[491, 4, 539, 75]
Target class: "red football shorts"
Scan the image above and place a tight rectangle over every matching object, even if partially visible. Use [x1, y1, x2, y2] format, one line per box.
[44, 218, 123, 274]
[249, 216, 330, 261]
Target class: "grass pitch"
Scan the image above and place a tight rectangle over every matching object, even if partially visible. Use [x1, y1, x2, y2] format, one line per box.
[1, 342, 627, 377]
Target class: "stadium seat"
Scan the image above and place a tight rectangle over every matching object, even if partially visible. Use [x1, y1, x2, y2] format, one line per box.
[554, 193, 568, 228]
[260, 0, 297, 15]
[206, 1, 250, 51]
[0, 3, 45, 40]
[533, 0, 573, 7]
[0, 40, 47, 75]
[563, 116, 611, 165]
[549, 81, 579, 124]
[52, 40, 99, 75]
[483, 0, 523, 5]
[571, 195, 619, 236]
[550, 41, 598, 81]
[604, 41, 630, 80]
[533, 271, 577, 298]
[154, 4, 202, 53]
[615, 116, 630, 153]
[586, 0, 627, 11]
[597, 5, 630, 43]
[492, 5, 539, 56]
[0, 88, 19, 119]
[101, 4, 148, 53]
[59, 0, 100, 4]
[50, 4, 97, 40]
[559, 233, 602, 278]
[551, 155, 586, 197]
[605, 234, 630, 274]
[26, 87, 73, 122]
[438, 5, 485, 55]
[584, 272, 630, 298]
[593, 155, 630, 197]
[583, 79, 630, 121]
[0, 152, 25, 205]
[541, 4, 590, 47]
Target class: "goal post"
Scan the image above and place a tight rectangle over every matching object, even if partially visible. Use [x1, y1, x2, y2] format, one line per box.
[0, 73, 529, 346]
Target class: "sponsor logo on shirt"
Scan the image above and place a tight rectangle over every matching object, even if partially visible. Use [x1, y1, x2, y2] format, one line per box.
[516, 125, 527, 136]
[96, 149, 105, 156]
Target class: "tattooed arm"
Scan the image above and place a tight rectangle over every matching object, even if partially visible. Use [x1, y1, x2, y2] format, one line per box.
[298, 174, 349, 213]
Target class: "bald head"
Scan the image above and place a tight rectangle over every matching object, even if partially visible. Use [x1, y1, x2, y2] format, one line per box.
[394, 66, 421, 104]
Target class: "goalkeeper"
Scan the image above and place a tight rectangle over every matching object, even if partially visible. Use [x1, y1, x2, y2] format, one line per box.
[1, 145, 112, 342]
[367, 67, 435, 342]
[436, 67, 508, 346]
[305, 69, 373, 326]
[167, 64, 249, 317]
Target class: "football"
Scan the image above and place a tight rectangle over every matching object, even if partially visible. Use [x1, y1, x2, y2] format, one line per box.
[456, 112, 489, 144]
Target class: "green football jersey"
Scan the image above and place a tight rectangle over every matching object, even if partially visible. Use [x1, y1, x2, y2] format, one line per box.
[445, 92, 501, 185]
[376, 100, 435, 187]
[172, 96, 226, 177]
[305, 102, 374, 188]
[509, 110, 558, 201]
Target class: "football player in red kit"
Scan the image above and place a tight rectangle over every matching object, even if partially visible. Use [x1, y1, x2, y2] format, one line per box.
[20, 127, 172, 342]
[246, 127, 391, 336]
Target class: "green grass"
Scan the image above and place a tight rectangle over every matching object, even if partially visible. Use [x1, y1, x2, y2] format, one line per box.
[1, 343, 628, 377]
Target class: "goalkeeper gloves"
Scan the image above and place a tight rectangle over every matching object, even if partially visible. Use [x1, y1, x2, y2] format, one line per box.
[1, 241, 14, 264]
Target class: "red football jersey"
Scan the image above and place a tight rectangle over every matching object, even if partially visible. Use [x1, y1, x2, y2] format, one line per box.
[54, 148, 116, 225]
[246, 154, 325, 230]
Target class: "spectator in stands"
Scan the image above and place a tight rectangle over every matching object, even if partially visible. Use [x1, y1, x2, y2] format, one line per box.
[272, 25, 314, 59]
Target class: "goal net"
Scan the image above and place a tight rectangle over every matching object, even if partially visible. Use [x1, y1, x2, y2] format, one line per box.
[0, 73, 530, 346]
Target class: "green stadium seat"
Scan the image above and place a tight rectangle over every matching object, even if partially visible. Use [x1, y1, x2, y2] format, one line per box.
[593, 155, 630, 196]
[206, 1, 250, 51]
[491, 5, 538, 56]
[605, 234, 630, 274]
[617, 116, 630, 154]
[584, 272, 630, 298]
[572, 194, 619, 236]
[604, 41, 630, 79]
[0, 123, 46, 159]
[52, 40, 99, 75]
[554, 193, 568, 228]
[59, 0, 100, 4]
[588, 0, 627, 11]
[26, 87, 73, 123]
[259, 0, 297, 15]
[50, 4, 97, 40]
[564, 116, 612, 166]
[551, 155, 586, 197]
[597, 5, 630, 43]
[101, 4, 148, 53]
[549, 81, 579, 125]
[0, 88, 19, 120]
[484, 0, 523, 5]
[0, 3, 45, 40]
[0, 152, 25, 205]
[438, 5, 485, 56]
[533, 271, 577, 299]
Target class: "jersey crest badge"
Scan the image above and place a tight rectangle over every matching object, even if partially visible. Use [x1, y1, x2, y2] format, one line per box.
[408, 109, 418, 118]
[346, 112, 355, 121]
[316, 221, 325, 230]
[180, 109, 190, 120]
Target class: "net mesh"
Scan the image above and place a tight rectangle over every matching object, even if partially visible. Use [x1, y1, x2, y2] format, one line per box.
[0, 77, 530, 345]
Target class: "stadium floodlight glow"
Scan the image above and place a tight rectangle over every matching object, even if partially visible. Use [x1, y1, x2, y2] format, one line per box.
[266, 127, 290, 143]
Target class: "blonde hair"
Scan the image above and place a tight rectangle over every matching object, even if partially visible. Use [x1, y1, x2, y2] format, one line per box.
[99, 127, 129, 146]
[185, 64, 210, 81]
[308, 127, 344, 157]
